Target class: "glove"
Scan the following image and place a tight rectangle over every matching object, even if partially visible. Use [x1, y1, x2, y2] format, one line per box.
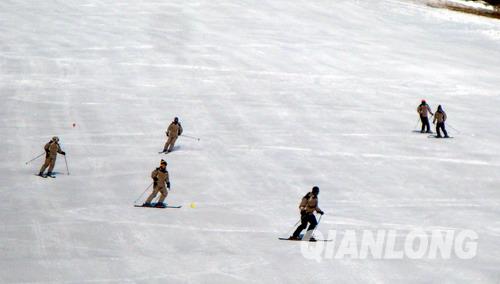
[167, 182, 171, 189]
[153, 177, 158, 182]
[153, 182, 157, 187]
[61, 151, 66, 155]
[318, 211, 324, 215]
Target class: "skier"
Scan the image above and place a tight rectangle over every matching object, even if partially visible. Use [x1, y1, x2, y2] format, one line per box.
[143, 159, 171, 208]
[417, 100, 434, 133]
[433, 105, 449, 138]
[162, 117, 183, 153]
[289, 186, 324, 241]
[38, 136, 65, 177]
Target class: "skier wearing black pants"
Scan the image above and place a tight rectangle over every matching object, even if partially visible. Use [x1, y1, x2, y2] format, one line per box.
[433, 105, 449, 138]
[417, 100, 434, 133]
[289, 186, 324, 241]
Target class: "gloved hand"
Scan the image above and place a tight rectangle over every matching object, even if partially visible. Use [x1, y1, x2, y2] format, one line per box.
[167, 182, 171, 189]
[318, 211, 324, 215]
[61, 151, 66, 155]
[153, 182, 157, 187]
[300, 210, 306, 215]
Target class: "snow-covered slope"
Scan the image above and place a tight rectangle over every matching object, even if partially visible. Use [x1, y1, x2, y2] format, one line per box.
[1, 0, 500, 283]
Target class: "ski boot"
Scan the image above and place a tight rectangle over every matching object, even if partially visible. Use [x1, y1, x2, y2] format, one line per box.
[288, 236, 300, 241]
[142, 202, 153, 207]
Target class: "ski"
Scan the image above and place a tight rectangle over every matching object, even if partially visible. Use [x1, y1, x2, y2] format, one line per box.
[35, 173, 55, 178]
[278, 237, 332, 242]
[428, 135, 453, 139]
[134, 204, 182, 209]
[412, 130, 433, 134]
[158, 151, 168, 154]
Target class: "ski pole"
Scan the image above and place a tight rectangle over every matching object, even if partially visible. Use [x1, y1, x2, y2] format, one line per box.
[310, 214, 323, 236]
[446, 123, 461, 134]
[134, 182, 153, 204]
[414, 118, 420, 130]
[285, 219, 301, 237]
[182, 135, 201, 141]
[64, 155, 70, 175]
[25, 153, 45, 165]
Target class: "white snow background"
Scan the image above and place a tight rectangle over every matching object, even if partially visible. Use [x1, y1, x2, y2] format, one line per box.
[1, 0, 500, 283]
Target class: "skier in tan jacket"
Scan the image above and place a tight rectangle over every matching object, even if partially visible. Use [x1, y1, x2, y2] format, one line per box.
[143, 159, 171, 208]
[289, 186, 324, 241]
[162, 117, 183, 153]
[433, 105, 449, 138]
[417, 100, 434, 133]
[38, 136, 65, 177]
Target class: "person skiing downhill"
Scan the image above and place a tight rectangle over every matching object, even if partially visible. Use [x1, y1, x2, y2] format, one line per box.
[162, 117, 183, 153]
[289, 186, 324, 241]
[433, 105, 449, 138]
[417, 100, 434, 133]
[143, 159, 171, 208]
[38, 136, 65, 177]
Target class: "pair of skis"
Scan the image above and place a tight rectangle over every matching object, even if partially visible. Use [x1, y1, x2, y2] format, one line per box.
[428, 135, 453, 139]
[278, 237, 331, 242]
[36, 173, 56, 178]
[134, 203, 182, 209]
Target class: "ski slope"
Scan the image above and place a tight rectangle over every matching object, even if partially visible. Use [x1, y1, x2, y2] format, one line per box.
[1, 0, 500, 282]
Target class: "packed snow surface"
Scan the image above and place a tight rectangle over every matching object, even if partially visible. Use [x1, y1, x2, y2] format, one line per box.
[1, 0, 500, 283]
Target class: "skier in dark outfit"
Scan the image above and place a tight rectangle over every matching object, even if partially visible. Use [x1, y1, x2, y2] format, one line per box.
[417, 100, 434, 133]
[433, 105, 449, 138]
[289, 186, 324, 241]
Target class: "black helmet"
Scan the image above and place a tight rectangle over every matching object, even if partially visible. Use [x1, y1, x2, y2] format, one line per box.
[174, 117, 179, 122]
[312, 186, 319, 194]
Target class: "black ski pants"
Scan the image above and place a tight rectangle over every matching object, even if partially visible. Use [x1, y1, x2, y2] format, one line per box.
[292, 212, 317, 238]
[436, 122, 448, 137]
[420, 115, 431, 132]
